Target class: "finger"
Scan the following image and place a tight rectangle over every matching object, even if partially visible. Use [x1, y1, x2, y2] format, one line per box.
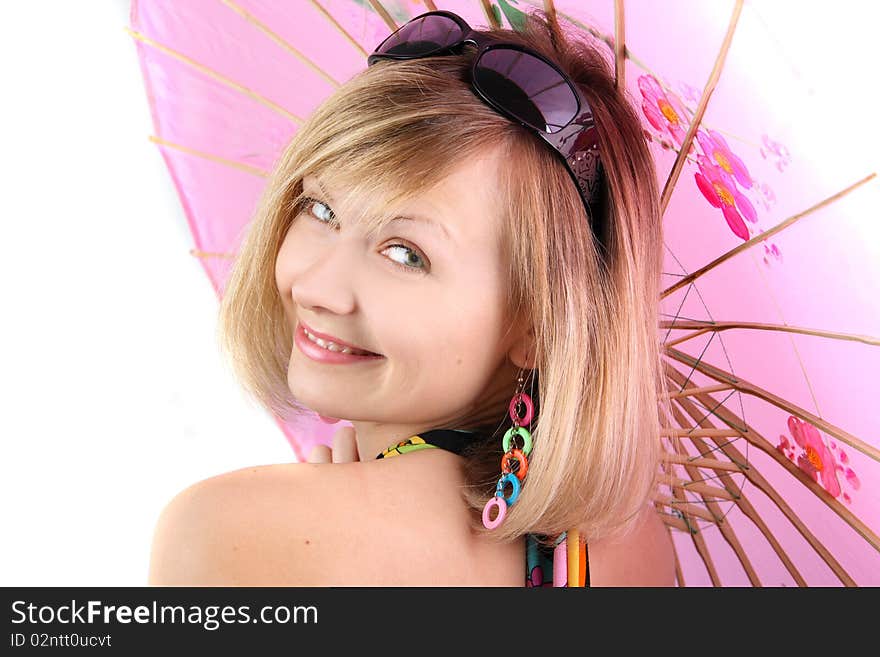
[331, 426, 360, 463]
[307, 444, 332, 464]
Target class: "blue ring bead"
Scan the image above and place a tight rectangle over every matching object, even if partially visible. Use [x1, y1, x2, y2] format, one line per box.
[495, 472, 521, 506]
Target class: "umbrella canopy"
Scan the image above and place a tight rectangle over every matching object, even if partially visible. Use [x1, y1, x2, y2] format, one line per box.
[128, 0, 879, 585]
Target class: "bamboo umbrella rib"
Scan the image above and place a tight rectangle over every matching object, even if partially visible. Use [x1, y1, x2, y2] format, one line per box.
[654, 495, 718, 523]
[366, 1, 398, 31]
[190, 249, 235, 260]
[148, 135, 269, 179]
[661, 319, 880, 349]
[613, 0, 625, 92]
[658, 474, 737, 501]
[664, 395, 807, 585]
[664, 408, 762, 585]
[662, 452, 745, 473]
[685, 432, 809, 587]
[310, 0, 372, 57]
[662, 383, 734, 400]
[659, 0, 744, 218]
[476, 0, 502, 29]
[222, 0, 343, 87]
[664, 346, 880, 464]
[661, 172, 877, 299]
[660, 513, 691, 533]
[666, 358, 880, 556]
[658, 441, 721, 584]
[124, 28, 303, 124]
[665, 362, 859, 585]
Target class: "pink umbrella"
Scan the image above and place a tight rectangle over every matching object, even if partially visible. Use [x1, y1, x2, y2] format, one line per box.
[128, 0, 879, 586]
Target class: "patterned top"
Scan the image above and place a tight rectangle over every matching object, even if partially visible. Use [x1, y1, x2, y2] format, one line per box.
[376, 428, 590, 587]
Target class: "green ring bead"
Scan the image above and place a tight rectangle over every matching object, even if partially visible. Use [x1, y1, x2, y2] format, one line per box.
[502, 425, 532, 457]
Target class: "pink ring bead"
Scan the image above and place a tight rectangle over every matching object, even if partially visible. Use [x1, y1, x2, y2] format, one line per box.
[481, 496, 508, 529]
[509, 392, 534, 426]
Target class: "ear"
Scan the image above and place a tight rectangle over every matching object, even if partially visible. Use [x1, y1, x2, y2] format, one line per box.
[508, 325, 537, 370]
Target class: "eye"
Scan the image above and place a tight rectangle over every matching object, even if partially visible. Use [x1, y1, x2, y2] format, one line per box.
[381, 243, 429, 274]
[299, 195, 429, 275]
[300, 196, 336, 226]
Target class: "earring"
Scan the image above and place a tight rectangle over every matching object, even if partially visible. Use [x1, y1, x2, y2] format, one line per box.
[482, 368, 534, 530]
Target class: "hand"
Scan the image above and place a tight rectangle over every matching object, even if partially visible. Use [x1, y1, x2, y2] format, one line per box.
[306, 425, 360, 463]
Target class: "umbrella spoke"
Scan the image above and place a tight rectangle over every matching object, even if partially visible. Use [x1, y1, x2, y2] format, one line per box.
[125, 27, 303, 123]
[222, 0, 345, 86]
[666, 362, 870, 583]
[659, 1, 744, 218]
[661, 172, 877, 300]
[613, 0, 626, 92]
[148, 136, 269, 179]
[662, 320, 880, 349]
[665, 346, 880, 463]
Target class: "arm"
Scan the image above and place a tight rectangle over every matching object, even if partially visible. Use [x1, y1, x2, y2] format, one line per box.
[587, 504, 676, 587]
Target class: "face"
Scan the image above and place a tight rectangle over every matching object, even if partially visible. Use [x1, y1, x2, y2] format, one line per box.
[274, 148, 521, 434]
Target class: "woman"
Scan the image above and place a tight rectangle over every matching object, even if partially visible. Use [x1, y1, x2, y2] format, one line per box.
[148, 8, 675, 587]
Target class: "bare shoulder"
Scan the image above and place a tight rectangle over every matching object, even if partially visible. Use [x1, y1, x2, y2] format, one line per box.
[148, 453, 509, 586]
[587, 504, 676, 587]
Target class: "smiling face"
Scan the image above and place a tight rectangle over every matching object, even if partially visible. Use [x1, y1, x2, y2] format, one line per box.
[274, 147, 529, 454]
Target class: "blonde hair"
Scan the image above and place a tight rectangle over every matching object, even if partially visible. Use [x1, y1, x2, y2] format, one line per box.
[217, 9, 671, 546]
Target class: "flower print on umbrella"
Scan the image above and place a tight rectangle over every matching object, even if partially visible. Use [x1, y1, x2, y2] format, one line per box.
[694, 154, 757, 241]
[760, 133, 792, 173]
[697, 129, 753, 190]
[638, 74, 695, 154]
[783, 416, 842, 498]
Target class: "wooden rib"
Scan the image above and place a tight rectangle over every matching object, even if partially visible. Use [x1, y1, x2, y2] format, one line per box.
[672, 394, 806, 586]
[613, 0, 625, 92]
[660, 513, 691, 533]
[148, 136, 269, 178]
[222, 0, 342, 87]
[365, 1, 398, 32]
[662, 452, 745, 473]
[662, 427, 741, 438]
[190, 249, 234, 260]
[654, 495, 719, 523]
[671, 528, 686, 587]
[665, 405, 759, 585]
[310, 1, 370, 57]
[659, 0, 743, 218]
[665, 362, 859, 584]
[657, 431, 721, 584]
[661, 172, 877, 300]
[663, 383, 734, 400]
[661, 320, 880, 350]
[658, 474, 737, 501]
[124, 27, 303, 124]
[476, 0, 502, 29]
[665, 346, 880, 463]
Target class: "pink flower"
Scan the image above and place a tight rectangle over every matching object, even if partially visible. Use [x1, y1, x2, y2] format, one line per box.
[694, 156, 757, 240]
[846, 468, 861, 490]
[787, 416, 841, 498]
[696, 129, 753, 190]
[638, 74, 695, 152]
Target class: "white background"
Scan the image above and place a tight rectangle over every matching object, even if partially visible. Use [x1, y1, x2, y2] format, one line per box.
[1, 1, 877, 586]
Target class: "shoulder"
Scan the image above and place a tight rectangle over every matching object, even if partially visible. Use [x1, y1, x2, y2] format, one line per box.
[148, 454, 487, 586]
[587, 504, 676, 587]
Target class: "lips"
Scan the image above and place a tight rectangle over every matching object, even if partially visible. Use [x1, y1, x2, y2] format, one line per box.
[298, 320, 381, 356]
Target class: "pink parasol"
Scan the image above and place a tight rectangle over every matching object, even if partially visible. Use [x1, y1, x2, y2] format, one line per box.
[128, 0, 880, 585]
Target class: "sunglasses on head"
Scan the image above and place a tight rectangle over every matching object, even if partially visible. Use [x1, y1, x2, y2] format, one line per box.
[367, 10, 607, 252]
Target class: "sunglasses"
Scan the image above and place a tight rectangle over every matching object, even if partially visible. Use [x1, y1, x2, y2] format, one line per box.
[367, 10, 607, 250]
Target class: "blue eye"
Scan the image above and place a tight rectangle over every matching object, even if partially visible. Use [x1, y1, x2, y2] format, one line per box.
[299, 196, 428, 275]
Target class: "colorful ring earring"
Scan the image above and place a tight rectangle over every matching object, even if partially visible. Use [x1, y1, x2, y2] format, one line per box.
[482, 369, 533, 530]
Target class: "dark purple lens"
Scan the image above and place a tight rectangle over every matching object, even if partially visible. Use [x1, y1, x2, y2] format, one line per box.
[373, 14, 464, 58]
[474, 48, 578, 133]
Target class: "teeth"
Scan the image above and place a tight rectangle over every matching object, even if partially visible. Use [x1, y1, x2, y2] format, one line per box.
[304, 328, 370, 356]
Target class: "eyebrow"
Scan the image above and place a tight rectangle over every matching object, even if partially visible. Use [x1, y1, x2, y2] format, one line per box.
[310, 177, 453, 242]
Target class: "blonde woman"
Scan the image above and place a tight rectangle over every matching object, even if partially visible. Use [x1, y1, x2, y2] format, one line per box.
[148, 8, 675, 587]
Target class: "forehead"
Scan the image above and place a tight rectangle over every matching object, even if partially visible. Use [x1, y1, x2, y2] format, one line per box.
[304, 151, 506, 246]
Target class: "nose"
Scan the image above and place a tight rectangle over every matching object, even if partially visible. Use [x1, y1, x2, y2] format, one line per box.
[288, 239, 359, 316]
